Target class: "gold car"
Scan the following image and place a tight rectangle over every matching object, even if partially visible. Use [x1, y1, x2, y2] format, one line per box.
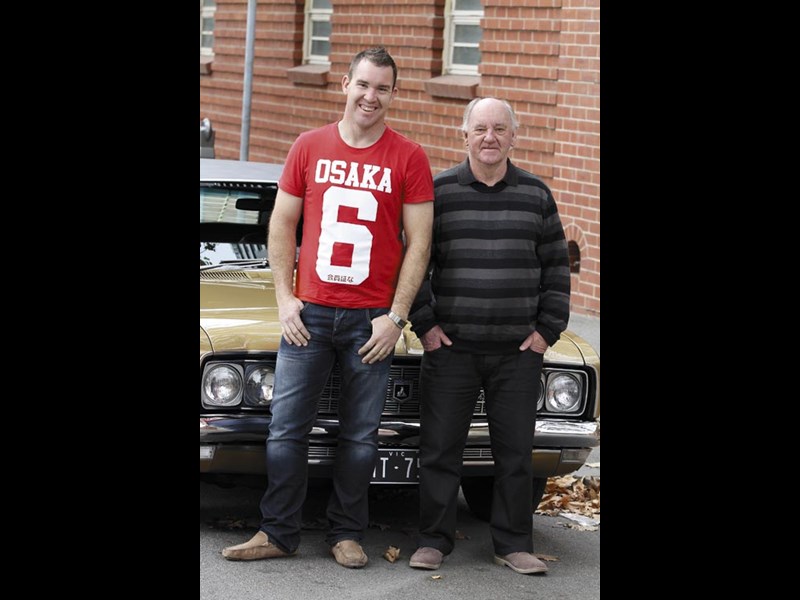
[200, 158, 600, 518]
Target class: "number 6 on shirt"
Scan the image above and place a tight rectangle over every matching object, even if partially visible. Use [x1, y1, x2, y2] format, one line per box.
[316, 187, 377, 285]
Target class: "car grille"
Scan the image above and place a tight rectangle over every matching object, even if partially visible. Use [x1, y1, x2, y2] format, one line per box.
[317, 362, 486, 416]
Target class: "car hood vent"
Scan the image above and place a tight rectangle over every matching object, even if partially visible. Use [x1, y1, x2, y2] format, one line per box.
[200, 270, 251, 282]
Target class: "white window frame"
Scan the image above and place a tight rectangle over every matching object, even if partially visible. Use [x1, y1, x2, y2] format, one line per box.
[200, 0, 216, 57]
[443, 0, 483, 76]
[304, 0, 333, 66]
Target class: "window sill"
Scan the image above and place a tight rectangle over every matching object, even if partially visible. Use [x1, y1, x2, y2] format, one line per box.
[424, 75, 480, 100]
[200, 55, 213, 76]
[286, 64, 329, 86]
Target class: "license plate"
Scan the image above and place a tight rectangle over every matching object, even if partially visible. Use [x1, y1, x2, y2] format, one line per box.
[200, 445, 215, 460]
[372, 449, 419, 484]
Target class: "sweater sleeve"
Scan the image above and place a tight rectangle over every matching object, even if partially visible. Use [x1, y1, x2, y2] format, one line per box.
[409, 273, 437, 337]
[534, 191, 571, 346]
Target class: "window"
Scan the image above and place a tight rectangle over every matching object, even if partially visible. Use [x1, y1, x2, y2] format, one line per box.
[443, 0, 483, 76]
[200, 0, 216, 56]
[304, 0, 333, 66]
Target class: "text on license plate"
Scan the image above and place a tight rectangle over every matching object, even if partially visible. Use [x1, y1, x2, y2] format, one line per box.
[372, 449, 419, 484]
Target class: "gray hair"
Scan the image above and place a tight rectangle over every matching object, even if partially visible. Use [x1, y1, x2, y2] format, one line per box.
[460, 97, 519, 134]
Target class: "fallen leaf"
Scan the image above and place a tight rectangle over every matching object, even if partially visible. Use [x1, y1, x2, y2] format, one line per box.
[383, 546, 401, 563]
[534, 553, 560, 562]
[581, 476, 601, 492]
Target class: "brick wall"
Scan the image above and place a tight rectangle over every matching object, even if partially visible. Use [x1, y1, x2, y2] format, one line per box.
[200, 0, 600, 316]
[554, 0, 599, 315]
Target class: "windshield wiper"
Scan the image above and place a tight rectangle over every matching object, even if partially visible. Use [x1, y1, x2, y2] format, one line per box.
[200, 259, 269, 271]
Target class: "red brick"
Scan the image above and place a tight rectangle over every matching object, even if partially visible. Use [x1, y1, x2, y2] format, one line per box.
[201, 0, 600, 314]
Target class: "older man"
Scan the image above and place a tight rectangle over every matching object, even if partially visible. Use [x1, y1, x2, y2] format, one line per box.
[408, 97, 571, 575]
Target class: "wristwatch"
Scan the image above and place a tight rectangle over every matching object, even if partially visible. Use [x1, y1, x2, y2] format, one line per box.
[386, 311, 408, 329]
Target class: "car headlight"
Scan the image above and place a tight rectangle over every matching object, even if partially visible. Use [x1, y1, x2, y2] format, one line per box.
[244, 366, 275, 406]
[545, 373, 581, 413]
[537, 373, 545, 411]
[202, 364, 243, 407]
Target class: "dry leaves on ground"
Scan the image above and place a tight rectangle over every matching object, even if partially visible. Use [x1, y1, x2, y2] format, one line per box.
[383, 546, 401, 563]
[536, 474, 600, 522]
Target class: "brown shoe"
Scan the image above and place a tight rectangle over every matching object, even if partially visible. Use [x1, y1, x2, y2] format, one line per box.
[409, 546, 444, 570]
[493, 552, 548, 574]
[330, 540, 368, 568]
[221, 531, 295, 561]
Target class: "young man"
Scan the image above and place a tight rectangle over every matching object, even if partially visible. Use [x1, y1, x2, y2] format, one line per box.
[222, 47, 434, 569]
[408, 97, 571, 575]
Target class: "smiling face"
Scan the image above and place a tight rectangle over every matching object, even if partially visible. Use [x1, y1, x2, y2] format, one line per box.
[464, 98, 518, 168]
[341, 58, 397, 132]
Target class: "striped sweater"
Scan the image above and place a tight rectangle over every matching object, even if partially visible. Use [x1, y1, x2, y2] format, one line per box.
[409, 158, 571, 354]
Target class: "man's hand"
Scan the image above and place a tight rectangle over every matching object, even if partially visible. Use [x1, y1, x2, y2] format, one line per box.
[358, 314, 403, 364]
[277, 295, 311, 346]
[420, 325, 452, 352]
[519, 330, 548, 354]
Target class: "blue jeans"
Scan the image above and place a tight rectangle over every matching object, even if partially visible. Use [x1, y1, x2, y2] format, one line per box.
[259, 302, 391, 553]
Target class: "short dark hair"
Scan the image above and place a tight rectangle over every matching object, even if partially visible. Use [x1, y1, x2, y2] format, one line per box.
[348, 46, 397, 88]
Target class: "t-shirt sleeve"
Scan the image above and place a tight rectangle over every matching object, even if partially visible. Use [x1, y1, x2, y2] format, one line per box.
[403, 145, 434, 204]
[278, 135, 307, 198]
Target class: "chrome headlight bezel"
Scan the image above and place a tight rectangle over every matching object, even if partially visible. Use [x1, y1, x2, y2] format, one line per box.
[201, 363, 244, 408]
[536, 373, 546, 411]
[243, 365, 276, 407]
[542, 370, 584, 414]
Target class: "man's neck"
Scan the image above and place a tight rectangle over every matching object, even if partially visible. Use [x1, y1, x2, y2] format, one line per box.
[337, 120, 386, 148]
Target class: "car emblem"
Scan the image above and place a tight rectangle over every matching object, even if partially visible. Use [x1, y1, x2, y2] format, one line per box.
[392, 380, 412, 403]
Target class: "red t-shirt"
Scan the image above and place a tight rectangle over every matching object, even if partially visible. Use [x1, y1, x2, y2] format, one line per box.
[279, 123, 433, 308]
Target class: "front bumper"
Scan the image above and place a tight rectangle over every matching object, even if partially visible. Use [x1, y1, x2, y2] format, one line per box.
[200, 415, 599, 480]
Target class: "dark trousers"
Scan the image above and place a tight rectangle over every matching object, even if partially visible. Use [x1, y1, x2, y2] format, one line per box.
[417, 346, 543, 556]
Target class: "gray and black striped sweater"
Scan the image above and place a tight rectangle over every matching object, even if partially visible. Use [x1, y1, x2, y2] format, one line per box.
[409, 159, 571, 354]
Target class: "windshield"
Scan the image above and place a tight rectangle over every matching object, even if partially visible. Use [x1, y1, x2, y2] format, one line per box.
[200, 186, 271, 266]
